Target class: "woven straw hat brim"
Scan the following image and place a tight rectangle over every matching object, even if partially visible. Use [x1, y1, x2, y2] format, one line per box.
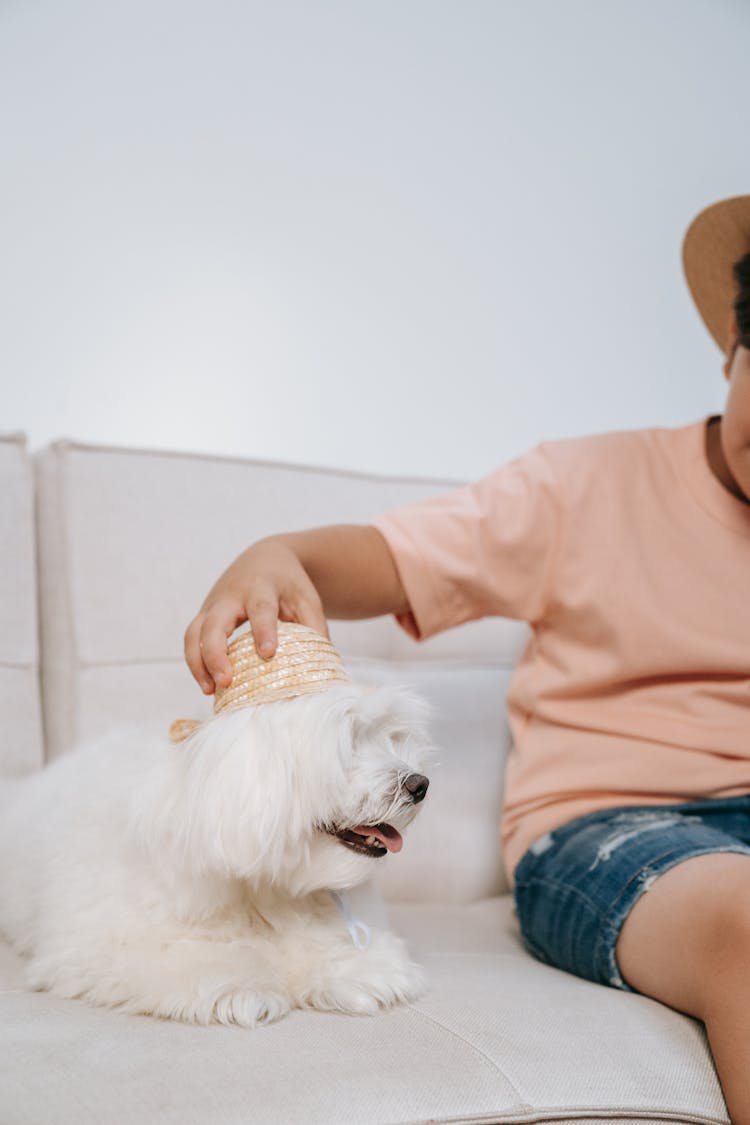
[169, 621, 350, 742]
[682, 194, 750, 354]
[212, 622, 349, 715]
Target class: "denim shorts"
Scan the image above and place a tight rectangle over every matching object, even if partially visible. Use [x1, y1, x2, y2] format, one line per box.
[512, 794, 750, 993]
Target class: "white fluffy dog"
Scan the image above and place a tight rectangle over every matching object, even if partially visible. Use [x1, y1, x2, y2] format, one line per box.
[0, 680, 433, 1027]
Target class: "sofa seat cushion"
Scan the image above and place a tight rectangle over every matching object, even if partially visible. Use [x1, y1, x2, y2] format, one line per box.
[0, 896, 727, 1125]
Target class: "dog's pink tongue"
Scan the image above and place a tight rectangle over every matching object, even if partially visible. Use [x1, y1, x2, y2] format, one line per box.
[353, 823, 403, 853]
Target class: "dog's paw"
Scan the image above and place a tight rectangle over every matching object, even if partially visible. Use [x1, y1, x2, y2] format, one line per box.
[377, 959, 427, 1006]
[143, 984, 290, 1027]
[303, 981, 382, 1016]
[300, 961, 427, 1016]
[211, 987, 290, 1028]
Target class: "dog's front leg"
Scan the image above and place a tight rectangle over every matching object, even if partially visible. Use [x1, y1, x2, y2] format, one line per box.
[25, 934, 292, 1028]
[284, 921, 427, 1016]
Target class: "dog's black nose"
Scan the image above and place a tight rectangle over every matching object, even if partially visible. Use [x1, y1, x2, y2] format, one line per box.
[403, 773, 429, 803]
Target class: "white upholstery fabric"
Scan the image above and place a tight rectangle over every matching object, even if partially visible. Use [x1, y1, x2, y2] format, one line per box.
[0, 433, 43, 775]
[0, 899, 727, 1125]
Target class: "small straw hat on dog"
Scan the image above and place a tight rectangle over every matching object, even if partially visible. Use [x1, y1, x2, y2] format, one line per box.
[170, 621, 350, 742]
[682, 194, 750, 354]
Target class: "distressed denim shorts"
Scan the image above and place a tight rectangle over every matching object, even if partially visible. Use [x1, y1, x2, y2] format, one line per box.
[512, 794, 750, 993]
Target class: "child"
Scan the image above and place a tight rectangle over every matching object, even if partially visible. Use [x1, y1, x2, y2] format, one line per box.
[185, 194, 750, 1125]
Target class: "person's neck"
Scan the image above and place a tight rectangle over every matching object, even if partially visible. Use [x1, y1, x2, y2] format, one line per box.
[705, 415, 750, 505]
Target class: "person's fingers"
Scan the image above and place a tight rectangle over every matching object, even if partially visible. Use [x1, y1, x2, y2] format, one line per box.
[278, 586, 330, 640]
[187, 573, 327, 690]
[184, 619, 215, 693]
[200, 612, 242, 689]
[246, 590, 281, 660]
[304, 594, 331, 640]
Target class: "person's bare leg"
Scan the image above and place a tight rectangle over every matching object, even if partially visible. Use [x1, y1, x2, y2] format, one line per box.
[616, 852, 750, 1125]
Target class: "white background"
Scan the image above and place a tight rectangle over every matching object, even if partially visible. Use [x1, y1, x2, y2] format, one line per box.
[2, 0, 748, 479]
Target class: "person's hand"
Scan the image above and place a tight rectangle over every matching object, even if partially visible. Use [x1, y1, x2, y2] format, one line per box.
[184, 539, 330, 694]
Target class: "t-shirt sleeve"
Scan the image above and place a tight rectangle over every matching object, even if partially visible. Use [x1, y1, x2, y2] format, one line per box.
[369, 443, 564, 641]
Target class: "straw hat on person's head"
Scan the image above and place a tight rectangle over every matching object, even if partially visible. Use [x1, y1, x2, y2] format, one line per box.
[682, 194, 750, 355]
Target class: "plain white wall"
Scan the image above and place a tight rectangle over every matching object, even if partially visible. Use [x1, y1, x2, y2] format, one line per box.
[1, 0, 747, 479]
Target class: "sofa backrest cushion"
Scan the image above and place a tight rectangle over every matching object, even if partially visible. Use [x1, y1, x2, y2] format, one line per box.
[34, 439, 530, 898]
[0, 433, 43, 775]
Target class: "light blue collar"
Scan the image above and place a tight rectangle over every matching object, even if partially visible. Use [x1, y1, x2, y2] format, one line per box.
[329, 890, 372, 949]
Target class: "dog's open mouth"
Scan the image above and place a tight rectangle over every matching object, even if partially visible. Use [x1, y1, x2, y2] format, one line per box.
[327, 823, 403, 858]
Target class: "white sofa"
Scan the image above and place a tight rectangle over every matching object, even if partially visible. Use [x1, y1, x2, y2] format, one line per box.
[0, 430, 730, 1125]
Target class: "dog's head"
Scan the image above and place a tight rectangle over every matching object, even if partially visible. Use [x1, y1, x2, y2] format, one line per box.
[171, 682, 434, 895]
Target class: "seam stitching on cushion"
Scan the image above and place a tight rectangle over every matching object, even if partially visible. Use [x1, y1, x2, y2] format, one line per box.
[523, 1111, 727, 1125]
[51, 437, 464, 487]
[59, 451, 80, 673]
[388, 1112, 728, 1125]
[403, 1003, 528, 1108]
[386, 1103, 727, 1124]
[387, 1098, 726, 1124]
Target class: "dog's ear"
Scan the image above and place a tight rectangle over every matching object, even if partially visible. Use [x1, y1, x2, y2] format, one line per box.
[164, 708, 308, 881]
[348, 684, 433, 744]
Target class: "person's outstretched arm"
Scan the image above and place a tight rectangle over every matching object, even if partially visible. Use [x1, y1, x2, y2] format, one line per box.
[184, 525, 408, 694]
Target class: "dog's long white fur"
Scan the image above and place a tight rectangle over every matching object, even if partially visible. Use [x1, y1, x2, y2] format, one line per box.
[0, 682, 434, 1027]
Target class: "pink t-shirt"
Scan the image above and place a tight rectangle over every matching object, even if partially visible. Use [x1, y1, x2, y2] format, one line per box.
[370, 416, 750, 887]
